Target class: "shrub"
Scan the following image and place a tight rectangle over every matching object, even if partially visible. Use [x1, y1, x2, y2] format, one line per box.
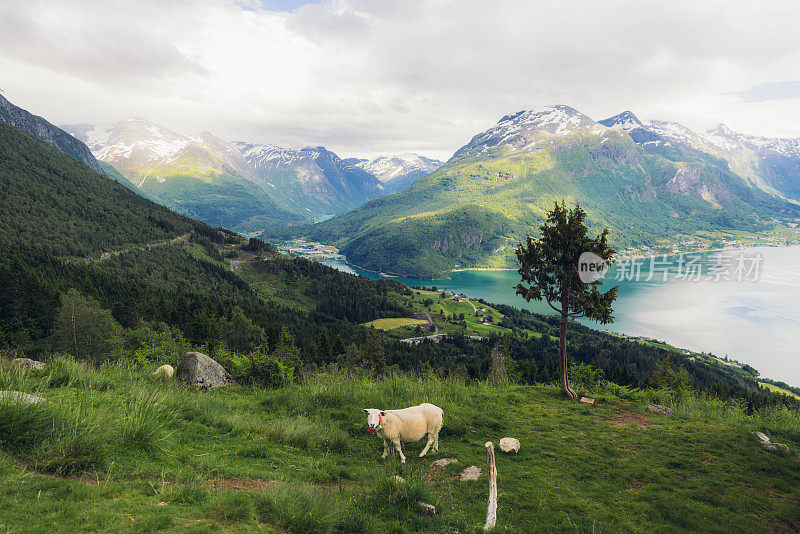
[570, 362, 604, 393]
[109, 323, 193, 367]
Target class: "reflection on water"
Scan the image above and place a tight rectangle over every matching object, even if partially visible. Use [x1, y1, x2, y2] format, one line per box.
[322, 246, 800, 385]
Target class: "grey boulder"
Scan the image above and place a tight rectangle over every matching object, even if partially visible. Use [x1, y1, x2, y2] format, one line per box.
[11, 358, 46, 370]
[755, 431, 790, 453]
[499, 437, 520, 453]
[176, 352, 235, 390]
[0, 391, 47, 405]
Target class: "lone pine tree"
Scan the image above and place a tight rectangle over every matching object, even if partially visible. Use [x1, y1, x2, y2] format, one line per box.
[515, 202, 618, 398]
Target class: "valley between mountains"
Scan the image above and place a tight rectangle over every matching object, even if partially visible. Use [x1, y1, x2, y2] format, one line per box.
[7, 93, 787, 278]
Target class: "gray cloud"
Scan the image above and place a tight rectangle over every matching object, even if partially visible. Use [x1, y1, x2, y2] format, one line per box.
[738, 81, 800, 103]
[2, 0, 800, 160]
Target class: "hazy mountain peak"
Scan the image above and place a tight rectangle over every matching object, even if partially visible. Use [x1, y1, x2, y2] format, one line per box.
[97, 119, 189, 166]
[355, 153, 442, 192]
[708, 123, 738, 138]
[598, 110, 643, 130]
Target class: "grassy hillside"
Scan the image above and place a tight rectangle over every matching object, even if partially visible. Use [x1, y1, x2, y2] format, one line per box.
[2, 358, 799, 533]
[140, 173, 302, 234]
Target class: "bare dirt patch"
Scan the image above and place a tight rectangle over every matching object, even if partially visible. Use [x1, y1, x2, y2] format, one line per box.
[606, 411, 658, 429]
[628, 478, 649, 492]
[206, 478, 277, 491]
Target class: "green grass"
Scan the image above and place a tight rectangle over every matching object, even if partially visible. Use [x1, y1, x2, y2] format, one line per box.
[1, 356, 799, 532]
[384, 289, 518, 339]
[760, 381, 800, 400]
[362, 318, 428, 330]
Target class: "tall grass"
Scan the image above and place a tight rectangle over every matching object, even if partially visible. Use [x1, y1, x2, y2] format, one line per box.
[263, 416, 351, 452]
[119, 388, 175, 452]
[253, 483, 359, 534]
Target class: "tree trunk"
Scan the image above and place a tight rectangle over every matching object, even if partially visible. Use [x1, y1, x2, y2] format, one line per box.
[558, 313, 577, 398]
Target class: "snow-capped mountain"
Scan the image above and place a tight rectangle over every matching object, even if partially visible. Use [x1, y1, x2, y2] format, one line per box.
[234, 142, 386, 218]
[600, 111, 800, 200]
[353, 154, 442, 193]
[62, 119, 302, 232]
[296, 104, 800, 278]
[451, 105, 614, 161]
[65, 119, 434, 226]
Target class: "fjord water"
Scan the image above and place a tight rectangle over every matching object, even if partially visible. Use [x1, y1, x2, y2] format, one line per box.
[324, 246, 800, 385]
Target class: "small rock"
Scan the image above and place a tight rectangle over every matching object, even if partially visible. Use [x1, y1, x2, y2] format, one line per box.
[580, 397, 595, 405]
[392, 475, 406, 484]
[154, 364, 174, 377]
[648, 404, 673, 415]
[499, 437, 520, 453]
[430, 458, 458, 468]
[754, 431, 772, 446]
[417, 501, 436, 516]
[157, 502, 167, 507]
[755, 431, 789, 453]
[176, 352, 235, 390]
[459, 465, 481, 481]
[0, 391, 47, 405]
[11, 358, 46, 370]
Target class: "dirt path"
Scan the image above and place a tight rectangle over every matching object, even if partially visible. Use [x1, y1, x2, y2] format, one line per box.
[424, 313, 439, 333]
[66, 233, 191, 264]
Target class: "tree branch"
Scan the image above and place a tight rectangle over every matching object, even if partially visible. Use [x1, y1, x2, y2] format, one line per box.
[544, 297, 563, 314]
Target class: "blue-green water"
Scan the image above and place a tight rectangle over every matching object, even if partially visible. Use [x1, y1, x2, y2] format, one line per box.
[323, 246, 800, 385]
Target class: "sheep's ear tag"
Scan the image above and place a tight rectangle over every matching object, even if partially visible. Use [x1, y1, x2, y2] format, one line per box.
[380, 411, 386, 416]
[362, 409, 368, 413]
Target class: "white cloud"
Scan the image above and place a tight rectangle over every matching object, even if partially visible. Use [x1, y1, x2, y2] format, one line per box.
[2, 0, 800, 160]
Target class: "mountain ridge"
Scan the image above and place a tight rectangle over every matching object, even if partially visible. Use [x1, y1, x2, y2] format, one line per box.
[273, 104, 800, 277]
[64, 118, 441, 227]
[0, 94, 102, 173]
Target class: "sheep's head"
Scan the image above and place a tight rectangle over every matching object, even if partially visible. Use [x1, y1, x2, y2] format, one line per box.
[362, 409, 385, 433]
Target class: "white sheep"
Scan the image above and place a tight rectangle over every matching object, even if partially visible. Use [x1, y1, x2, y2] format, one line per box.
[362, 403, 444, 463]
[154, 364, 174, 377]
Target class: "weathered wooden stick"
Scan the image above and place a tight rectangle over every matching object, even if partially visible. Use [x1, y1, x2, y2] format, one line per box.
[484, 441, 497, 530]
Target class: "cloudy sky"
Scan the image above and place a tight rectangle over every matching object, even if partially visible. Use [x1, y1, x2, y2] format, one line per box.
[2, 0, 800, 160]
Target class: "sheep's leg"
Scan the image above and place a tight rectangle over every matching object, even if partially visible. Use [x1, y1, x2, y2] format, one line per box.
[381, 439, 389, 459]
[433, 432, 439, 453]
[419, 433, 435, 457]
[393, 439, 406, 463]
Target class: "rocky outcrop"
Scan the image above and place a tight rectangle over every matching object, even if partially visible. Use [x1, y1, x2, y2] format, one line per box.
[176, 352, 235, 390]
[0, 94, 102, 173]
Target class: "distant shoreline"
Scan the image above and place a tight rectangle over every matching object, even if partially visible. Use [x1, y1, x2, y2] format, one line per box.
[328, 243, 800, 281]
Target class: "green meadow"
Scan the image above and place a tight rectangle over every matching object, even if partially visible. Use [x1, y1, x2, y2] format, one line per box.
[2, 356, 799, 533]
